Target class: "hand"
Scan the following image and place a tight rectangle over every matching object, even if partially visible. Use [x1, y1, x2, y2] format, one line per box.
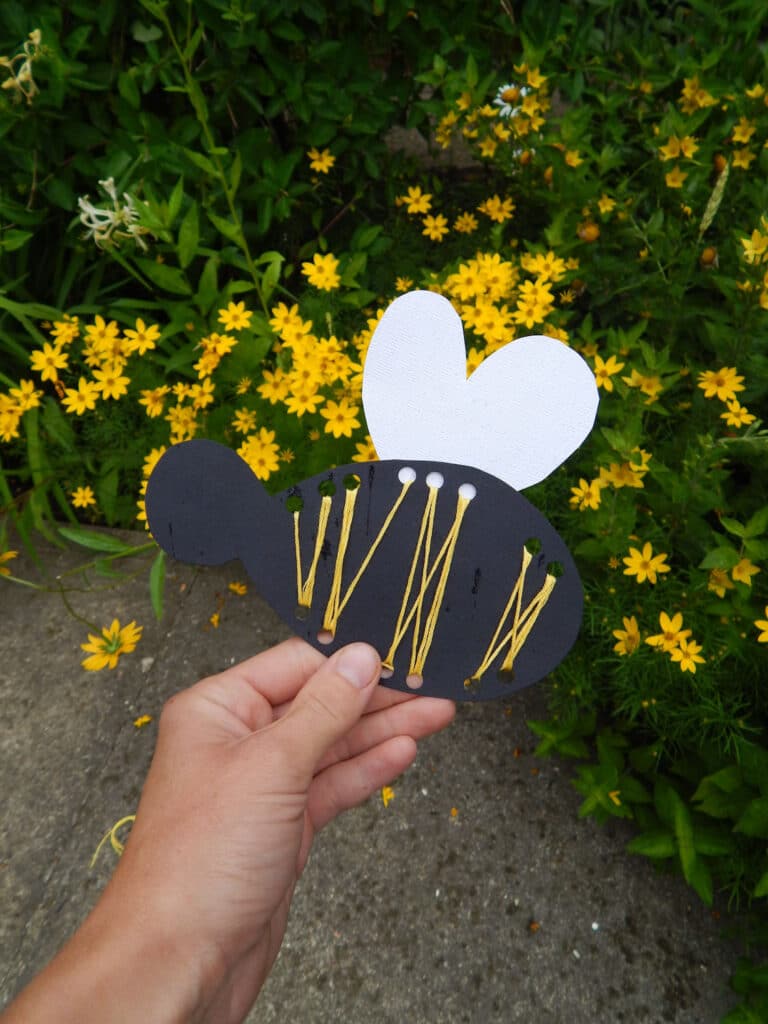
[3, 639, 455, 1024]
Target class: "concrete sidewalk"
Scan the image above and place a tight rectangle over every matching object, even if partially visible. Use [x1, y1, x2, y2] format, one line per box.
[0, 533, 742, 1022]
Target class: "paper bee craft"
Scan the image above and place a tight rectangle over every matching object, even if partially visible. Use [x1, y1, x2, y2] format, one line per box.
[146, 291, 599, 701]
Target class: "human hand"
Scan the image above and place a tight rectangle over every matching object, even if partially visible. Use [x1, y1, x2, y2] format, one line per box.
[4, 639, 454, 1024]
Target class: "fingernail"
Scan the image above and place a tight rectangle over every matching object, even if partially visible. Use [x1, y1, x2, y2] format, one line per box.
[336, 644, 380, 689]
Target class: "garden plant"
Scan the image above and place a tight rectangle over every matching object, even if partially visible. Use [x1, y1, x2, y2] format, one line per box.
[1, 1, 767, 1019]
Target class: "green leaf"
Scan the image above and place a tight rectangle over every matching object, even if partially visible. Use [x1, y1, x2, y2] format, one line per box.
[626, 830, 676, 858]
[735, 796, 768, 838]
[168, 177, 185, 226]
[692, 828, 735, 857]
[745, 506, 768, 538]
[58, 526, 135, 554]
[754, 871, 768, 898]
[196, 256, 219, 314]
[230, 150, 243, 194]
[118, 70, 140, 110]
[693, 765, 744, 796]
[0, 229, 33, 252]
[131, 19, 163, 43]
[745, 538, 768, 559]
[133, 258, 192, 296]
[149, 549, 165, 621]
[687, 858, 713, 905]
[208, 211, 242, 245]
[654, 778, 682, 826]
[699, 545, 740, 570]
[181, 148, 218, 177]
[177, 202, 199, 269]
[673, 800, 696, 881]
[719, 516, 745, 538]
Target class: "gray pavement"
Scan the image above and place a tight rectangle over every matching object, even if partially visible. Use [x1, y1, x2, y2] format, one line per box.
[0, 532, 742, 1022]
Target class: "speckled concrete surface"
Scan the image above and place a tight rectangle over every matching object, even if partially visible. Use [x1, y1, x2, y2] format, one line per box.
[0, 535, 741, 1022]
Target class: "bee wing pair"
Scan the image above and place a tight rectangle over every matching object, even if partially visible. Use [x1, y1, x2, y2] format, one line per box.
[146, 292, 599, 701]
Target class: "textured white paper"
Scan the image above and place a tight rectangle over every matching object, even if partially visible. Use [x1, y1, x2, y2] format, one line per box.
[363, 291, 599, 491]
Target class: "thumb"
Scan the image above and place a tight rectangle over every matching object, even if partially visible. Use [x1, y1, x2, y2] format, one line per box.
[273, 643, 382, 780]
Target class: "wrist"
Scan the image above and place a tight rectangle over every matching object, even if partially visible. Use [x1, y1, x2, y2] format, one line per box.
[3, 879, 226, 1024]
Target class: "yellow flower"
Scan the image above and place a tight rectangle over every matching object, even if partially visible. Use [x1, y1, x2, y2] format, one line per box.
[232, 407, 258, 434]
[0, 549, 18, 576]
[29, 342, 69, 382]
[721, 400, 756, 427]
[622, 542, 671, 584]
[478, 194, 515, 223]
[680, 76, 716, 114]
[453, 212, 478, 234]
[697, 366, 745, 402]
[569, 478, 603, 511]
[257, 368, 290, 404]
[381, 786, 395, 807]
[236, 377, 252, 395]
[593, 354, 625, 392]
[307, 147, 335, 173]
[708, 568, 735, 598]
[92, 362, 130, 400]
[81, 619, 143, 671]
[669, 638, 705, 673]
[612, 616, 640, 656]
[732, 558, 760, 585]
[565, 149, 583, 167]
[209, 612, 220, 629]
[577, 220, 600, 242]
[301, 252, 341, 291]
[741, 228, 768, 264]
[422, 214, 449, 242]
[665, 166, 687, 189]
[399, 185, 432, 215]
[123, 318, 160, 355]
[228, 581, 248, 595]
[597, 194, 616, 214]
[732, 117, 756, 143]
[133, 714, 153, 728]
[237, 427, 280, 481]
[733, 148, 756, 170]
[50, 316, 80, 346]
[9, 379, 42, 412]
[284, 388, 324, 417]
[352, 435, 377, 462]
[218, 301, 253, 331]
[395, 276, 413, 292]
[142, 447, 166, 478]
[645, 612, 691, 652]
[71, 485, 96, 509]
[600, 462, 645, 489]
[755, 607, 768, 642]
[320, 398, 361, 438]
[478, 136, 497, 158]
[139, 385, 170, 418]
[62, 377, 100, 415]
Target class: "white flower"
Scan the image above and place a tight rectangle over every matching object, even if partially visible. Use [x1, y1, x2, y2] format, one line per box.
[77, 178, 151, 251]
[493, 82, 530, 119]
